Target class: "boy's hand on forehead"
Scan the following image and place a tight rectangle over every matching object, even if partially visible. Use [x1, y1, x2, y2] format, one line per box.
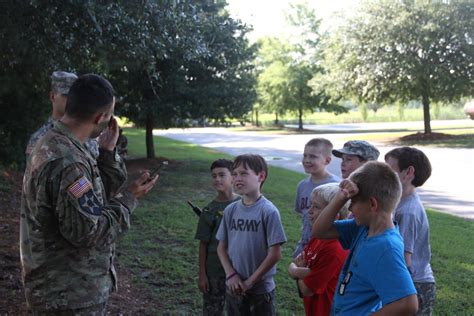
[339, 179, 359, 199]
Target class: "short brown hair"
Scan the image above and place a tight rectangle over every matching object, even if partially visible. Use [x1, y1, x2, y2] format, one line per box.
[385, 147, 432, 187]
[349, 161, 401, 213]
[233, 154, 268, 188]
[305, 138, 333, 157]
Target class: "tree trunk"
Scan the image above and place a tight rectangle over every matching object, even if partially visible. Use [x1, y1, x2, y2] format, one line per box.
[146, 112, 155, 158]
[255, 109, 260, 127]
[422, 92, 432, 134]
[275, 112, 279, 126]
[298, 108, 303, 130]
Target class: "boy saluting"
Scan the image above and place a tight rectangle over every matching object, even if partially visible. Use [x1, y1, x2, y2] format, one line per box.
[217, 154, 287, 316]
[313, 161, 418, 315]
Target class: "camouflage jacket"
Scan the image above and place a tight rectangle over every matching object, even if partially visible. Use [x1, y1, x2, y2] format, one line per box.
[20, 121, 136, 311]
[26, 117, 100, 159]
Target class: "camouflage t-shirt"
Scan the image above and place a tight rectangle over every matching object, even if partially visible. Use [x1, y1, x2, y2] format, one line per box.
[20, 121, 135, 311]
[195, 196, 240, 277]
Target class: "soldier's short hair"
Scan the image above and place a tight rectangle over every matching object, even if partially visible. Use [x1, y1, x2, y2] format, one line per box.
[385, 147, 432, 187]
[65, 74, 115, 121]
[349, 161, 402, 213]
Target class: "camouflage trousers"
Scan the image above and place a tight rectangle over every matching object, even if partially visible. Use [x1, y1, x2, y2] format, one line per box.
[226, 289, 276, 316]
[415, 282, 436, 316]
[30, 302, 107, 316]
[203, 276, 226, 316]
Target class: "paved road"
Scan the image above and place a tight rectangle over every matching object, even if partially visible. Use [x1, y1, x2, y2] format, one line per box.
[155, 121, 474, 220]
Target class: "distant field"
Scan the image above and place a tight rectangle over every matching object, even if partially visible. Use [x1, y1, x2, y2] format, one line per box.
[251, 105, 467, 126]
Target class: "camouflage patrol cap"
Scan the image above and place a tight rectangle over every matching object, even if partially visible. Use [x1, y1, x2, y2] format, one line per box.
[332, 140, 380, 161]
[51, 71, 78, 94]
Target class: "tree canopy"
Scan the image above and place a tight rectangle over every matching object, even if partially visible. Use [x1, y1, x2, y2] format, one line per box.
[317, 0, 473, 133]
[255, 3, 346, 129]
[0, 1, 256, 164]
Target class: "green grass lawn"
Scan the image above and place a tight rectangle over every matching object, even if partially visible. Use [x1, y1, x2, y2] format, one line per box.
[121, 128, 474, 315]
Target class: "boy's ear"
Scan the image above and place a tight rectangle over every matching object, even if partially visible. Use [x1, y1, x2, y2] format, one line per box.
[406, 165, 415, 178]
[258, 171, 267, 183]
[369, 196, 378, 212]
[400, 165, 415, 183]
[325, 155, 332, 165]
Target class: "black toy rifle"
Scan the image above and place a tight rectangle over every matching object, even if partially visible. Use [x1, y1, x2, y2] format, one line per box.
[187, 200, 202, 217]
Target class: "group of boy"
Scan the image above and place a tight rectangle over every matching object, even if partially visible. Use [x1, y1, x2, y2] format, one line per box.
[196, 137, 435, 316]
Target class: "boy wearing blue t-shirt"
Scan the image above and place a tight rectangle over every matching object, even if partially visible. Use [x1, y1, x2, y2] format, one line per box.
[385, 147, 436, 315]
[313, 161, 418, 315]
[217, 154, 287, 316]
[293, 138, 340, 258]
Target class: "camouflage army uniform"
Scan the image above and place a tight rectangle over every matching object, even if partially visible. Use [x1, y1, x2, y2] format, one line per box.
[20, 121, 135, 313]
[195, 197, 240, 316]
[26, 117, 100, 158]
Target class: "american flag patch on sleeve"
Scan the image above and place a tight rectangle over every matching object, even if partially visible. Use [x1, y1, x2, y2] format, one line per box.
[68, 176, 92, 198]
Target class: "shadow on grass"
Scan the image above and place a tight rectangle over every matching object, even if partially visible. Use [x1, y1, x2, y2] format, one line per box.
[393, 133, 474, 149]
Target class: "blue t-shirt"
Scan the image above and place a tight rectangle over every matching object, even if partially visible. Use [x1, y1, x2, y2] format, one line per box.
[332, 220, 416, 315]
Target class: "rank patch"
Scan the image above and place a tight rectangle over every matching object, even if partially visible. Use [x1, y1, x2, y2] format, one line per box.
[68, 176, 92, 198]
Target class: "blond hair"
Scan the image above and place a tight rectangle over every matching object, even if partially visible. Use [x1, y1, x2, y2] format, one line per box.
[312, 183, 350, 219]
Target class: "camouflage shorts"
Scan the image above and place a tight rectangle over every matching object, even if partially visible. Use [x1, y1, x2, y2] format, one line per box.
[203, 276, 226, 316]
[226, 289, 276, 316]
[415, 282, 436, 316]
[31, 302, 107, 316]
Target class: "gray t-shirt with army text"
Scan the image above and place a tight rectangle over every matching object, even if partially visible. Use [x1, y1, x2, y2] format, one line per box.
[216, 196, 287, 294]
[394, 192, 435, 283]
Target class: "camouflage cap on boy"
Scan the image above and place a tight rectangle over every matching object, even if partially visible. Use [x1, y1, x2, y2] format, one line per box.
[332, 140, 380, 161]
[51, 71, 78, 95]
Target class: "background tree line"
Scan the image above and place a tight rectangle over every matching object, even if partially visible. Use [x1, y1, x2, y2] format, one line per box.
[257, 0, 472, 131]
[1, 0, 472, 167]
[0, 0, 256, 165]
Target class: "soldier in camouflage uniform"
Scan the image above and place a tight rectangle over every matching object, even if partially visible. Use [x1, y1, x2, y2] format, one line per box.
[26, 71, 100, 159]
[20, 74, 159, 315]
